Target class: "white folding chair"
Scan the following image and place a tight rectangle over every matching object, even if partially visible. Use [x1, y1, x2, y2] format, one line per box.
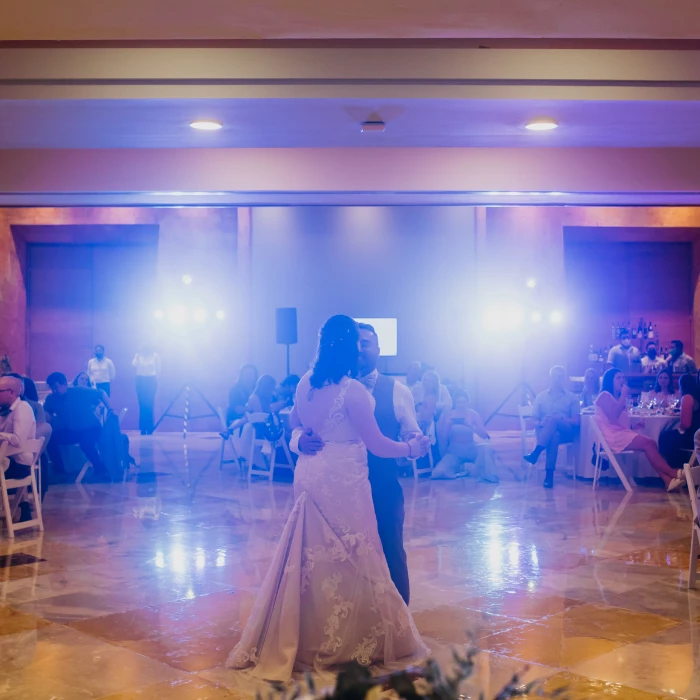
[247, 412, 278, 483]
[218, 408, 243, 472]
[683, 460, 700, 588]
[117, 407, 128, 426]
[518, 405, 575, 481]
[590, 417, 634, 493]
[0, 438, 45, 538]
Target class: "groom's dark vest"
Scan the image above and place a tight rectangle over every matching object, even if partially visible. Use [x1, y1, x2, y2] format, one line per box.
[367, 373, 401, 482]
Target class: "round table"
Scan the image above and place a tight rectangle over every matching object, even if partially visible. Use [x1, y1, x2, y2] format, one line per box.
[579, 411, 679, 479]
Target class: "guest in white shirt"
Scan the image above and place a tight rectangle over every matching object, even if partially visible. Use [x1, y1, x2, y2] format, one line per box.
[0, 375, 36, 479]
[87, 345, 116, 396]
[132, 345, 161, 435]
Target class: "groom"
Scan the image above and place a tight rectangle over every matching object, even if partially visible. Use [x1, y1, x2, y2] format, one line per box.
[291, 322, 422, 605]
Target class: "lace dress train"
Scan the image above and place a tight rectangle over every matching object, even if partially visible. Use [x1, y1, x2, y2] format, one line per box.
[227, 436, 428, 683]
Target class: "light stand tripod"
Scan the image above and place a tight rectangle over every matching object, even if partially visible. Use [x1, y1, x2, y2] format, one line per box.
[153, 383, 219, 436]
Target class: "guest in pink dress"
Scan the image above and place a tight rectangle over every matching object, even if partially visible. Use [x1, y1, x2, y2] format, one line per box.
[595, 368, 684, 491]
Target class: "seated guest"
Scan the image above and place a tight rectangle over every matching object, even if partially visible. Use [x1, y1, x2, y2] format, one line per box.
[607, 329, 641, 372]
[524, 366, 580, 488]
[412, 370, 453, 418]
[276, 375, 300, 411]
[432, 390, 497, 482]
[649, 367, 679, 408]
[227, 363, 259, 425]
[86, 344, 116, 396]
[74, 372, 111, 422]
[641, 341, 667, 375]
[246, 375, 278, 415]
[0, 375, 36, 479]
[595, 368, 683, 491]
[3, 372, 50, 498]
[666, 339, 697, 374]
[579, 367, 600, 408]
[0, 375, 37, 521]
[406, 361, 424, 396]
[659, 374, 700, 470]
[0, 355, 38, 402]
[44, 372, 110, 482]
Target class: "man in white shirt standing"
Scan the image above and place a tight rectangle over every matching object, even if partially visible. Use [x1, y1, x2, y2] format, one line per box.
[291, 322, 424, 605]
[0, 375, 36, 480]
[87, 344, 116, 396]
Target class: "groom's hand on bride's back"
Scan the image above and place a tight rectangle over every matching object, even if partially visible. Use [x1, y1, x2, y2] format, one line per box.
[299, 428, 324, 455]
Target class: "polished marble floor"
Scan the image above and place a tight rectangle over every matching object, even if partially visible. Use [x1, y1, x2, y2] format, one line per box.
[1, 431, 699, 699]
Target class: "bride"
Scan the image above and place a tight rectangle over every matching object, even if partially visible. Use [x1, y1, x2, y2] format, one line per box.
[227, 315, 430, 682]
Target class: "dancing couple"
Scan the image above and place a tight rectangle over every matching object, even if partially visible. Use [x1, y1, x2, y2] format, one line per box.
[227, 315, 430, 683]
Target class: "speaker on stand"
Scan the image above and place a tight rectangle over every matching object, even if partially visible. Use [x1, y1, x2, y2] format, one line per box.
[276, 308, 298, 376]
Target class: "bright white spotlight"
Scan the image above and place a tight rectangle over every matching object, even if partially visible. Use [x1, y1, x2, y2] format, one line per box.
[193, 307, 208, 323]
[525, 277, 537, 289]
[154, 309, 164, 320]
[482, 306, 524, 332]
[549, 309, 564, 324]
[167, 305, 189, 325]
[530, 310, 543, 323]
[181, 274, 193, 285]
[215, 309, 225, 320]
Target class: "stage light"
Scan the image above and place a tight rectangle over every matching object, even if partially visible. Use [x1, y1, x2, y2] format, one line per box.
[530, 310, 543, 323]
[192, 307, 208, 323]
[549, 309, 564, 324]
[525, 118, 558, 131]
[181, 274, 193, 285]
[525, 277, 537, 289]
[154, 309, 164, 320]
[482, 306, 524, 332]
[215, 309, 225, 320]
[167, 305, 189, 325]
[189, 119, 223, 131]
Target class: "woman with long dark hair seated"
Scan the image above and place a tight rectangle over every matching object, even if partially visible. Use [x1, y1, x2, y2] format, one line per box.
[649, 367, 679, 408]
[595, 368, 684, 491]
[659, 373, 700, 470]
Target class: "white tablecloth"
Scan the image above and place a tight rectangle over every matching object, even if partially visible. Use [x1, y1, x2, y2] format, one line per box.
[579, 412, 679, 479]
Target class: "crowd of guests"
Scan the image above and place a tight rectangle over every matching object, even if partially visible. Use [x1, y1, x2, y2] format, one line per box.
[525, 361, 700, 491]
[225, 355, 497, 482]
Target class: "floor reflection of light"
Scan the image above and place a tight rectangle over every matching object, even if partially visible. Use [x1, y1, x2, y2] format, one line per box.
[528, 581, 536, 591]
[185, 588, 195, 599]
[530, 545, 540, 570]
[155, 551, 165, 569]
[170, 545, 188, 573]
[486, 522, 503, 584]
[507, 541, 520, 573]
[195, 548, 206, 570]
[216, 550, 226, 567]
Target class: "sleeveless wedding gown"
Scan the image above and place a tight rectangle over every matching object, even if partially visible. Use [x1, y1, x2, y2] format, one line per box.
[226, 375, 428, 683]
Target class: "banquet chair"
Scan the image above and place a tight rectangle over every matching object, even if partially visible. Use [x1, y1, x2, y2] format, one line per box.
[518, 405, 575, 480]
[217, 407, 243, 472]
[590, 417, 634, 493]
[0, 438, 45, 538]
[683, 459, 700, 588]
[247, 413, 294, 483]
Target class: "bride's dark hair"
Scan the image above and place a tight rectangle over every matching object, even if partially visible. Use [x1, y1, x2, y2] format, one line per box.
[309, 315, 360, 389]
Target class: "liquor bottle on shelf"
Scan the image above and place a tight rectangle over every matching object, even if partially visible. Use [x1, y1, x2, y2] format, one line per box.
[588, 345, 597, 362]
[637, 318, 644, 339]
[647, 320, 654, 339]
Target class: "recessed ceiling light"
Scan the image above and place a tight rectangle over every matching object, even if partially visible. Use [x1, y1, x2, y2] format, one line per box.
[189, 119, 223, 131]
[361, 121, 386, 133]
[525, 118, 558, 131]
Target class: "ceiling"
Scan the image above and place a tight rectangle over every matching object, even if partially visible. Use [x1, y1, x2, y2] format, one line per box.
[3, 0, 700, 41]
[3, 98, 700, 148]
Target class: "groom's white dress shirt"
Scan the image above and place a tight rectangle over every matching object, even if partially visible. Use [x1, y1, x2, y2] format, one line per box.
[289, 369, 421, 453]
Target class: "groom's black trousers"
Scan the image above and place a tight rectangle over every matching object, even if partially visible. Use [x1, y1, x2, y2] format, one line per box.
[368, 473, 410, 605]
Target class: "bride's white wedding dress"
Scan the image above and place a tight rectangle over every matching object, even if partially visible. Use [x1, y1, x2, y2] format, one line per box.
[227, 374, 428, 683]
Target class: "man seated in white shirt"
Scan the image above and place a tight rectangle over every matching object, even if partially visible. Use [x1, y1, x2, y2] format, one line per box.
[87, 344, 116, 396]
[0, 375, 37, 480]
